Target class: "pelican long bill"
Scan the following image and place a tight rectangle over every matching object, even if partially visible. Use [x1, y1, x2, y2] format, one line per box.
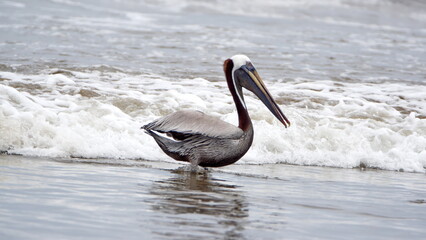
[240, 65, 291, 128]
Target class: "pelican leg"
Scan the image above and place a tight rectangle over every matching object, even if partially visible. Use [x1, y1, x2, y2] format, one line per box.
[189, 153, 200, 168]
[177, 162, 206, 174]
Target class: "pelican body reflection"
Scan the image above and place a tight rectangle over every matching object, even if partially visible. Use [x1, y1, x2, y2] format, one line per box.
[146, 171, 248, 239]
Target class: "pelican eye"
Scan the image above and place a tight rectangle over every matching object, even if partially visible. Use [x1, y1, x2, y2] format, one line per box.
[245, 62, 256, 72]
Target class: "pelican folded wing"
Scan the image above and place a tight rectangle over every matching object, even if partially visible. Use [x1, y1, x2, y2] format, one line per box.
[142, 110, 244, 139]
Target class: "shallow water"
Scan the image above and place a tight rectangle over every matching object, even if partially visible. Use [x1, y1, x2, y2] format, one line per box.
[1, 155, 425, 240]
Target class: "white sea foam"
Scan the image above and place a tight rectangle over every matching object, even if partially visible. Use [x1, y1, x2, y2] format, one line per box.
[1, 0, 425, 172]
[0, 70, 425, 172]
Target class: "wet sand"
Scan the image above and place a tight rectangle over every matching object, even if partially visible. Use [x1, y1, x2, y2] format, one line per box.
[1, 155, 425, 240]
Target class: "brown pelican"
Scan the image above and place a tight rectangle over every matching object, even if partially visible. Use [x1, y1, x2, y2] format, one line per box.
[142, 55, 290, 167]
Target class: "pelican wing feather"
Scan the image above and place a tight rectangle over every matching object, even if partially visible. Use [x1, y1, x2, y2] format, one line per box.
[142, 110, 243, 139]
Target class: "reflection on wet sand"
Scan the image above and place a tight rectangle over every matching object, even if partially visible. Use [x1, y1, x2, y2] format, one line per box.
[147, 171, 248, 239]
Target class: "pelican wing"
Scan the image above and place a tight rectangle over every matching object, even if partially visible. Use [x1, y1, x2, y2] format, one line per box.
[143, 110, 243, 139]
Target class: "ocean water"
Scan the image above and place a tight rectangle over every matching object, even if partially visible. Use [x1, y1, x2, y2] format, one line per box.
[1, 0, 425, 172]
[1, 1, 426, 239]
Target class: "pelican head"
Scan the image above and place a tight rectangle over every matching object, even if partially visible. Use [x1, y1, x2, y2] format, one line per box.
[226, 54, 290, 128]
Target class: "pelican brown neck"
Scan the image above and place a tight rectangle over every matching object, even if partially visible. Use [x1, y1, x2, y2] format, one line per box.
[223, 59, 252, 131]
